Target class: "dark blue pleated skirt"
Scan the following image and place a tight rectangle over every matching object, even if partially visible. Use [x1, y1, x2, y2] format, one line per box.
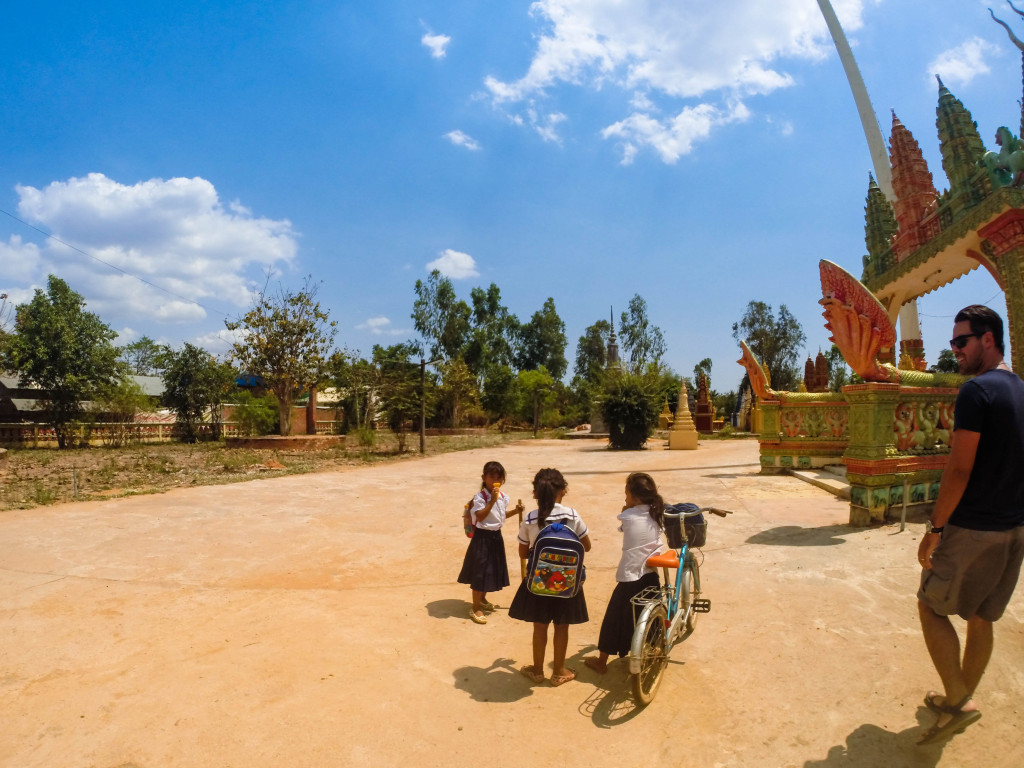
[507, 578, 589, 625]
[457, 528, 510, 592]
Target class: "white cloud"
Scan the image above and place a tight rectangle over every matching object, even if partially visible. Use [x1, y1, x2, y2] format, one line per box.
[928, 37, 995, 88]
[0, 234, 43, 282]
[603, 101, 750, 164]
[13, 173, 297, 324]
[422, 32, 451, 59]
[357, 316, 406, 336]
[427, 249, 479, 279]
[445, 130, 482, 151]
[483, 0, 869, 162]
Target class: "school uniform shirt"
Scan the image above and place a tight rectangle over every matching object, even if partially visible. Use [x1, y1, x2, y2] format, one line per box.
[470, 489, 508, 531]
[517, 503, 589, 548]
[616, 504, 664, 582]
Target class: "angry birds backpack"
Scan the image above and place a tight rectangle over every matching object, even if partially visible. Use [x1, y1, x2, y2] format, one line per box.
[527, 522, 586, 598]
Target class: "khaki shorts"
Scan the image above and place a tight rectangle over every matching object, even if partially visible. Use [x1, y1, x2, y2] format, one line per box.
[918, 523, 1024, 621]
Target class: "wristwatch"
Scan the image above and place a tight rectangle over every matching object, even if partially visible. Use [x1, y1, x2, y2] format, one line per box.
[927, 521, 944, 534]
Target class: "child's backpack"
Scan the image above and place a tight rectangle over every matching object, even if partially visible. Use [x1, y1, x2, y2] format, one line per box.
[527, 521, 586, 598]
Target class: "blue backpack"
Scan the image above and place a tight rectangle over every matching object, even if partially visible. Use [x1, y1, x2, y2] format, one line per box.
[527, 521, 586, 598]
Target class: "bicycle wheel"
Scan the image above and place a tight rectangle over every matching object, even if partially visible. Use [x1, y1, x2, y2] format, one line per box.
[631, 604, 668, 706]
[681, 559, 700, 634]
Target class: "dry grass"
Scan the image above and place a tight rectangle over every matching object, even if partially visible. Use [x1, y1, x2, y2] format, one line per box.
[0, 430, 538, 511]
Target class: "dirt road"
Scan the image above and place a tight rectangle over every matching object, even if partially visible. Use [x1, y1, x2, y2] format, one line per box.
[1, 439, 1021, 767]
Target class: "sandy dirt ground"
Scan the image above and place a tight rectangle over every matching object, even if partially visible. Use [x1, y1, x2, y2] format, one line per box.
[1, 438, 1021, 768]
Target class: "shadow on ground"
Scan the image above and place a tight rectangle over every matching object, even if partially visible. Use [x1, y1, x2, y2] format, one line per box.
[452, 657, 534, 703]
[746, 524, 856, 547]
[802, 708, 949, 767]
[426, 598, 471, 619]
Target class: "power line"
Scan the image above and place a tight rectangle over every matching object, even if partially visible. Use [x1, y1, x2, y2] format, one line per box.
[0, 207, 230, 318]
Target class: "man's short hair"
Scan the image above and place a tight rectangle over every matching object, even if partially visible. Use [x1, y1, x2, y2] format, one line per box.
[955, 304, 1004, 354]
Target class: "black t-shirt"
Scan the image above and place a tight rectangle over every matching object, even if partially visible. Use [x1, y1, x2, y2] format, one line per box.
[950, 369, 1024, 530]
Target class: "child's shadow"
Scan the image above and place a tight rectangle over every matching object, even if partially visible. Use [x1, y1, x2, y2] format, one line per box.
[426, 598, 470, 619]
[453, 657, 536, 703]
[571, 645, 646, 727]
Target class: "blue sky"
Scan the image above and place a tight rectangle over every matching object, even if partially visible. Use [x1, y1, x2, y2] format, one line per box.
[0, 0, 1019, 393]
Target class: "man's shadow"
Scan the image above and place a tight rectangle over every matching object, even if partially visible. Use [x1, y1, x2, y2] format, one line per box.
[803, 708, 954, 767]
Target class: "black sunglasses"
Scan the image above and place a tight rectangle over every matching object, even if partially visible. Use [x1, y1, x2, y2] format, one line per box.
[949, 333, 981, 350]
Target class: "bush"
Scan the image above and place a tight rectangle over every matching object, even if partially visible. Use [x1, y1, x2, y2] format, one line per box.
[600, 373, 660, 450]
[232, 392, 279, 436]
[353, 426, 376, 447]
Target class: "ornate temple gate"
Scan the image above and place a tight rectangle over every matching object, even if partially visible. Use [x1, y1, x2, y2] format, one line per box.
[742, 69, 1024, 526]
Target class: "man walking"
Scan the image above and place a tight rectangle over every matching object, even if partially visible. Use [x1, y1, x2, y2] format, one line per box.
[917, 305, 1024, 745]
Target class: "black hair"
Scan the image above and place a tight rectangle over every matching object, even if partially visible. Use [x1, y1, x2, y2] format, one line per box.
[533, 468, 567, 528]
[626, 472, 665, 529]
[481, 461, 507, 490]
[955, 304, 1004, 354]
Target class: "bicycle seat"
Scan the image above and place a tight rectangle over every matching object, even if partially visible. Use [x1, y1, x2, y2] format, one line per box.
[645, 550, 679, 569]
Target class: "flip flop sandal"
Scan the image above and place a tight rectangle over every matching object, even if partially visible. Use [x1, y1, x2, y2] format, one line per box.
[917, 696, 982, 746]
[549, 669, 576, 687]
[923, 691, 945, 713]
[519, 666, 545, 684]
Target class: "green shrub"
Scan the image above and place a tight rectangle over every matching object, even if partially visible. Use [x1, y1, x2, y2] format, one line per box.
[600, 372, 660, 450]
[232, 391, 279, 436]
[353, 426, 376, 448]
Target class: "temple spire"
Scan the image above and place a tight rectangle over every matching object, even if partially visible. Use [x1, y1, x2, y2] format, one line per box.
[889, 111, 938, 260]
[935, 75, 986, 195]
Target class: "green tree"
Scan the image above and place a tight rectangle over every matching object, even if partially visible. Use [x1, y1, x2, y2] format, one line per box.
[162, 343, 236, 442]
[574, 319, 611, 382]
[481, 364, 521, 428]
[464, 283, 520, 376]
[93, 378, 153, 448]
[619, 294, 666, 373]
[935, 348, 959, 373]
[517, 297, 567, 380]
[826, 344, 856, 391]
[437, 358, 479, 428]
[518, 366, 556, 436]
[412, 270, 471, 361]
[373, 343, 421, 451]
[226, 277, 337, 435]
[120, 335, 168, 375]
[693, 358, 712, 389]
[2, 275, 123, 448]
[731, 301, 806, 392]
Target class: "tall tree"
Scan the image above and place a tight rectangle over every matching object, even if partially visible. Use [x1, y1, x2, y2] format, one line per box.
[226, 276, 337, 435]
[162, 343, 236, 442]
[693, 358, 712, 389]
[437, 358, 479, 428]
[619, 294, 666, 373]
[574, 319, 611, 383]
[731, 301, 806, 392]
[463, 283, 520, 375]
[517, 297, 567, 380]
[518, 366, 556, 436]
[372, 342, 421, 451]
[2, 275, 123, 448]
[934, 348, 959, 374]
[120, 335, 168, 375]
[411, 270, 471, 361]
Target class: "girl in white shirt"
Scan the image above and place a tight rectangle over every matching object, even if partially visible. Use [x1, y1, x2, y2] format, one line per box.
[508, 468, 592, 686]
[458, 461, 520, 624]
[584, 472, 665, 674]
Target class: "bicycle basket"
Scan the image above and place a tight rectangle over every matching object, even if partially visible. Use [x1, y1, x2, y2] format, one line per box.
[665, 503, 706, 548]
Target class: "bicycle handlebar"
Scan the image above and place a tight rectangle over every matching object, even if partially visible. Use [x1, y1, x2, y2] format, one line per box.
[664, 506, 733, 519]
